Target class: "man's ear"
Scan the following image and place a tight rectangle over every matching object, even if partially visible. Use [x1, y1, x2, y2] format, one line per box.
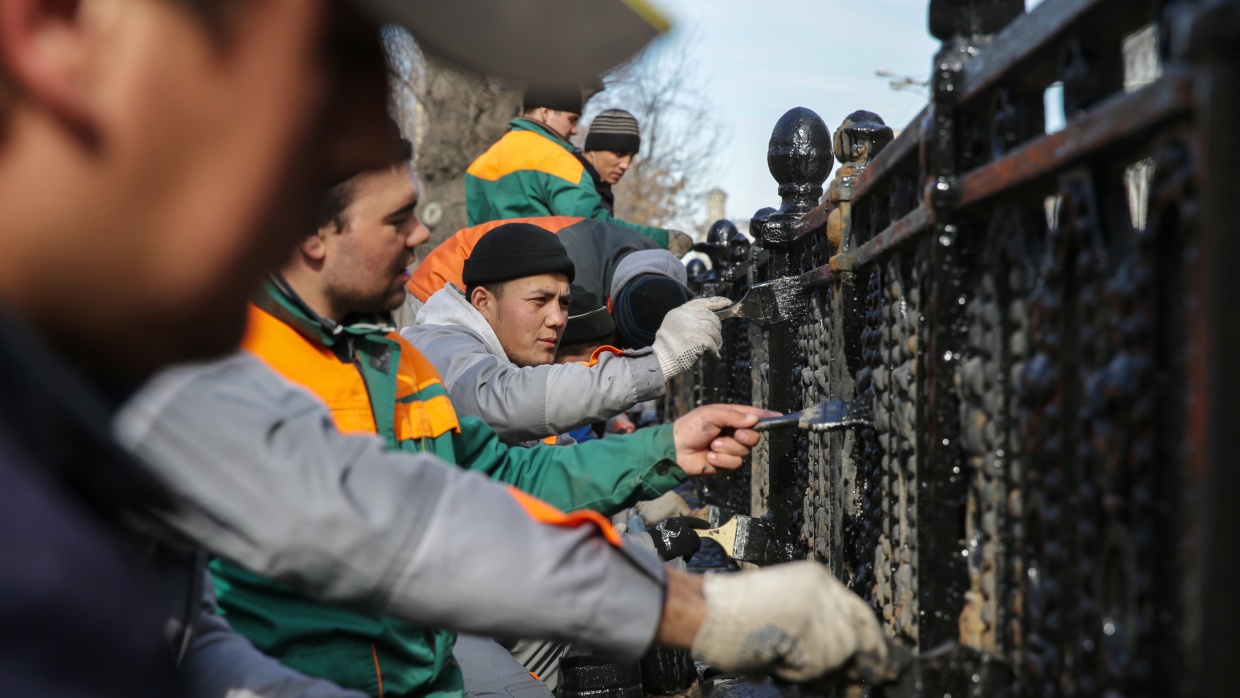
[470, 286, 491, 315]
[300, 228, 330, 262]
[0, 0, 102, 144]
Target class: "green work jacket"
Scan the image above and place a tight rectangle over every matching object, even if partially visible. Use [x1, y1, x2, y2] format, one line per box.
[211, 280, 684, 697]
[465, 119, 669, 249]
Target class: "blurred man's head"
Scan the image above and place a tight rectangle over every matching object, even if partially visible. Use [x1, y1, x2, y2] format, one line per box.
[464, 223, 575, 367]
[521, 86, 582, 140]
[555, 285, 615, 364]
[0, 0, 401, 372]
[583, 109, 639, 184]
[609, 249, 693, 348]
[282, 151, 428, 321]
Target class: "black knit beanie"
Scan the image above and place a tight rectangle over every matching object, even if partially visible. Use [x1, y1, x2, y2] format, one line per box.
[613, 273, 692, 348]
[584, 109, 641, 153]
[522, 85, 584, 115]
[463, 223, 576, 287]
[563, 285, 615, 345]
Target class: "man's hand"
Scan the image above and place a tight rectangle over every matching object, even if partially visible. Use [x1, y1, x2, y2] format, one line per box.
[672, 404, 779, 475]
[690, 561, 887, 683]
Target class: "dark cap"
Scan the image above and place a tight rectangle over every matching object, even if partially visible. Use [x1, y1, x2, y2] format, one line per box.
[463, 223, 576, 287]
[612, 273, 692, 348]
[584, 109, 640, 153]
[522, 85, 584, 115]
[563, 285, 615, 345]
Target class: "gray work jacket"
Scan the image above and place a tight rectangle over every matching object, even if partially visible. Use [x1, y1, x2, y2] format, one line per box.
[115, 353, 667, 663]
[402, 285, 666, 444]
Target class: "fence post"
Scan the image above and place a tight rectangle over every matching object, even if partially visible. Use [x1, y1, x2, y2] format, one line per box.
[749, 108, 832, 560]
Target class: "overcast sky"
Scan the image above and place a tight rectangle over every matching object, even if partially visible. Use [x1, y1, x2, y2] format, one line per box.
[644, 0, 1048, 227]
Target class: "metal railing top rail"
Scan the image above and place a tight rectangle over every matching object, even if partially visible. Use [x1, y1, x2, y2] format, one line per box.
[785, 0, 1161, 246]
[792, 69, 1191, 285]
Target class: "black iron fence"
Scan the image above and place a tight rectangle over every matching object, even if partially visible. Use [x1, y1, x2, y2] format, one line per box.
[666, 0, 1240, 695]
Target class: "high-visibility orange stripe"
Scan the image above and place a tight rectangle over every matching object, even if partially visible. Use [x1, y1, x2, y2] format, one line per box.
[505, 487, 624, 547]
[372, 643, 384, 698]
[407, 217, 584, 303]
[392, 334, 456, 395]
[542, 435, 558, 445]
[244, 304, 461, 441]
[466, 130, 584, 184]
[243, 305, 378, 435]
[394, 394, 460, 442]
[530, 672, 541, 681]
[577, 345, 624, 368]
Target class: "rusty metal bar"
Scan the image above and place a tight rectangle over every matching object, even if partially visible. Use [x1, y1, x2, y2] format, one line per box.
[788, 202, 831, 242]
[957, 71, 1192, 208]
[802, 74, 1189, 284]
[955, 0, 1108, 103]
[851, 106, 928, 203]
[826, 204, 932, 275]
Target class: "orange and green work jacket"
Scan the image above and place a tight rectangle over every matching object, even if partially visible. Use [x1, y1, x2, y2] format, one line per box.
[211, 278, 686, 698]
[465, 118, 669, 249]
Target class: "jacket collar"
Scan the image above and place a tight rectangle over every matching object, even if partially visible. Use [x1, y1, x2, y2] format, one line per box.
[509, 117, 575, 153]
[256, 274, 396, 347]
[0, 303, 170, 522]
[413, 284, 509, 360]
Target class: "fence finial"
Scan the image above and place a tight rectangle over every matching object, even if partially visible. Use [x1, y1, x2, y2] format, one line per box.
[764, 107, 832, 245]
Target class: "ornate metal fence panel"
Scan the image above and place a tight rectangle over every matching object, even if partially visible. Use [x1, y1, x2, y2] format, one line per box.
[669, 0, 1240, 695]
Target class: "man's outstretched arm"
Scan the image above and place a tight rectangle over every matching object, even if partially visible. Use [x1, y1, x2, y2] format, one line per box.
[117, 352, 886, 684]
[116, 353, 665, 660]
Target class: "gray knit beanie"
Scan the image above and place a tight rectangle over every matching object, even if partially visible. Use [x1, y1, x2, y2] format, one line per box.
[584, 109, 641, 153]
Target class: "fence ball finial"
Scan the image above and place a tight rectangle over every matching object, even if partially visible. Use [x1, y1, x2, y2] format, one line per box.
[833, 110, 894, 168]
[765, 107, 832, 245]
[750, 206, 777, 244]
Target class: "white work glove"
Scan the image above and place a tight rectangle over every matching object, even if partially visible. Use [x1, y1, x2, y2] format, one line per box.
[667, 230, 694, 258]
[633, 490, 692, 526]
[652, 297, 729, 380]
[691, 561, 887, 684]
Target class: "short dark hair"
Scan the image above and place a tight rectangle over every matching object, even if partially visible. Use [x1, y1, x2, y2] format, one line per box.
[316, 140, 413, 232]
[465, 280, 507, 304]
[316, 178, 358, 232]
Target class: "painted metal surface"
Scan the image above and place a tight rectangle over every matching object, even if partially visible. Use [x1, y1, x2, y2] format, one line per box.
[669, 0, 1239, 695]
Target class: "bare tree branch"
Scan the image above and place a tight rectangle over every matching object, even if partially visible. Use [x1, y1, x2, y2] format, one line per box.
[577, 37, 727, 232]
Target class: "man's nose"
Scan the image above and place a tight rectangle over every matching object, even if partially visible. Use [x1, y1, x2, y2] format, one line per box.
[547, 303, 568, 328]
[407, 219, 430, 249]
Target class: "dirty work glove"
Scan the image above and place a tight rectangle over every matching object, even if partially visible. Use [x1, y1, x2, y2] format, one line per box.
[634, 490, 692, 526]
[652, 297, 729, 380]
[667, 230, 694, 258]
[647, 516, 710, 562]
[691, 561, 887, 683]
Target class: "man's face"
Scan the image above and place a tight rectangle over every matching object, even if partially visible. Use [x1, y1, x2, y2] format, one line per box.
[0, 0, 401, 371]
[589, 150, 634, 184]
[319, 165, 428, 315]
[472, 274, 571, 367]
[538, 108, 580, 139]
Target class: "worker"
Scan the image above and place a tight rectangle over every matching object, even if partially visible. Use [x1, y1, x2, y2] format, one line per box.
[0, 0, 888, 696]
[399, 216, 685, 332]
[465, 88, 693, 257]
[118, 337, 890, 698]
[214, 157, 788, 697]
[577, 109, 641, 214]
[0, 0, 411, 692]
[556, 286, 618, 365]
[407, 222, 726, 446]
